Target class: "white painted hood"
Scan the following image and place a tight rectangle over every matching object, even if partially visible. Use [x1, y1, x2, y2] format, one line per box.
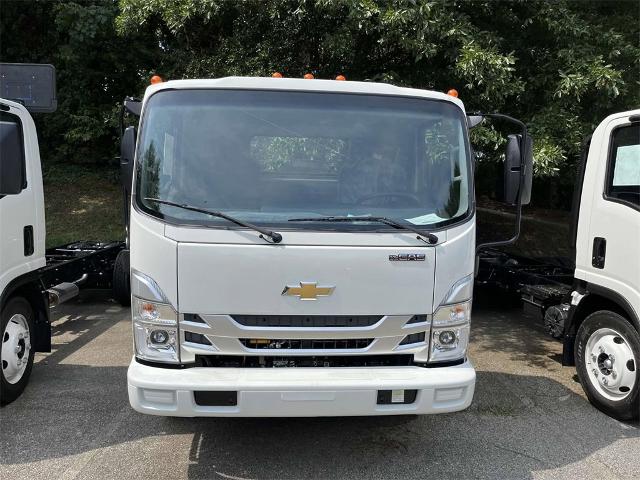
[176, 242, 435, 316]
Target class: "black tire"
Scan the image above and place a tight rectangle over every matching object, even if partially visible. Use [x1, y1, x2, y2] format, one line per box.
[575, 310, 640, 421]
[113, 249, 131, 306]
[1, 297, 35, 406]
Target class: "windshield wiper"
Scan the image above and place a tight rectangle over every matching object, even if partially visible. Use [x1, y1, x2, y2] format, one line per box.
[287, 215, 438, 244]
[144, 198, 282, 244]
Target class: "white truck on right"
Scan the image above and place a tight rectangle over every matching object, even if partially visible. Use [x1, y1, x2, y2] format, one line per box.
[564, 109, 640, 420]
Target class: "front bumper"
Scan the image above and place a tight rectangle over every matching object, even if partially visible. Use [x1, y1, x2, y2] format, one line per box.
[127, 357, 475, 417]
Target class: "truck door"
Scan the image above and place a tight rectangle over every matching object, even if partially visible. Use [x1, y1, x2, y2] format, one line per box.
[584, 116, 640, 315]
[0, 101, 45, 295]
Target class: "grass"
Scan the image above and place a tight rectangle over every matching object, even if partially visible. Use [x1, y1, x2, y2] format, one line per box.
[43, 163, 124, 248]
[477, 207, 572, 259]
[41, 163, 571, 258]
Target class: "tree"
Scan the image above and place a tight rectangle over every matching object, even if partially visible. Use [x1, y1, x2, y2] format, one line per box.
[0, 0, 158, 165]
[2, 0, 637, 207]
[116, 0, 639, 187]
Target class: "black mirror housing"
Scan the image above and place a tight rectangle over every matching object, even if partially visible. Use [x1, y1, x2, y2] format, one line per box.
[120, 126, 137, 239]
[124, 97, 142, 117]
[504, 133, 533, 206]
[120, 126, 136, 194]
[520, 134, 533, 205]
[475, 111, 532, 253]
[0, 118, 26, 195]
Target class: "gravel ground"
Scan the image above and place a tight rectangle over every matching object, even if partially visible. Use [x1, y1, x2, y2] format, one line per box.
[1, 289, 638, 480]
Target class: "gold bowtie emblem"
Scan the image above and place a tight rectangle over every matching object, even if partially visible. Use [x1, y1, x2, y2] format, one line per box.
[281, 282, 335, 300]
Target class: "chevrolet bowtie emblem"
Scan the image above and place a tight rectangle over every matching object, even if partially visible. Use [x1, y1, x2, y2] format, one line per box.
[281, 282, 335, 300]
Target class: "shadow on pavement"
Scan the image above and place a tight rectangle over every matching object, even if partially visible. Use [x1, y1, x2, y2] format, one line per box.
[472, 287, 561, 370]
[45, 289, 126, 366]
[1, 290, 639, 480]
[1, 366, 638, 479]
[178, 370, 639, 480]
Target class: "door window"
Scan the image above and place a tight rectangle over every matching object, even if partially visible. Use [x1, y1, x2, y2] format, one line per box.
[0, 111, 27, 195]
[606, 124, 640, 208]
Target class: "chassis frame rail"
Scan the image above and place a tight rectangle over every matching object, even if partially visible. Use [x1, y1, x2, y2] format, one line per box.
[476, 249, 574, 315]
[39, 241, 125, 290]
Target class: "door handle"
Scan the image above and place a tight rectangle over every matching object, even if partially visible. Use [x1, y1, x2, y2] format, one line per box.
[24, 225, 34, 256]
[592, 237, 606, 269]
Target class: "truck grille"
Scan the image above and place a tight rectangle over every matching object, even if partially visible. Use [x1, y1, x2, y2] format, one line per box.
[399, 332, 426, 345]
[239, 338, 373, 350]
[179, 314, 429, 360]
[231, 315, 382, 328]
[195, 354, 414, 368]
[184, 331, 211, 345]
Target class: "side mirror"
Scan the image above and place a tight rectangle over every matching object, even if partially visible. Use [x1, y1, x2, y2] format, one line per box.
[504, 133, 533, 206]
[0, 118, 26, 195]
[120, 126, 136, 194]
[467, 115, 484, 129]
[120, 126, 136, 240]
[123, 97, 141, 117]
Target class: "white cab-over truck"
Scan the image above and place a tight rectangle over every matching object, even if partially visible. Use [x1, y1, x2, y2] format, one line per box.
[0, 63, 128, 405]
[482, 109, 640, 420]
[1, 96, 48, 405]
[562, 109, 640, 420]
[124, 76, 532, 417]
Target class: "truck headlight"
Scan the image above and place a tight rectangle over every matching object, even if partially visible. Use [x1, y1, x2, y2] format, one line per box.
[429, 300, 471, 363]
[132, 296, 179, 363]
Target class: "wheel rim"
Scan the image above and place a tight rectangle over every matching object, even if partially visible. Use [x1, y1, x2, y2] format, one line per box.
[585, 327, 637, 401]
[1, 314, 31, 384]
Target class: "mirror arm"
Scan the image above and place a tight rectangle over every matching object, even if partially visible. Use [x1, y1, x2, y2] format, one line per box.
[119, 125, 137, 244]
[120, 96, 141, 136]
[473, 112, 529, 255]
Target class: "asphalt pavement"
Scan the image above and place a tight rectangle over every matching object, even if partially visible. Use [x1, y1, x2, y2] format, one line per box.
[1, 289, 638, 480]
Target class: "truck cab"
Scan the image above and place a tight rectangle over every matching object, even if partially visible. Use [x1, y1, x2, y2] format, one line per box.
[0, 98, 49, 404]
[1, 63, 127, 405]
[565, 109, 640, 420]
[125, 77, 531, 417]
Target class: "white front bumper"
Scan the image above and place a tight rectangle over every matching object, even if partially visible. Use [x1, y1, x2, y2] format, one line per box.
[127, 358, 475, 417]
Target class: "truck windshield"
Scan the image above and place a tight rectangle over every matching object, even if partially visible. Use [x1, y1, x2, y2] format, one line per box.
[135, 89, 471, 231]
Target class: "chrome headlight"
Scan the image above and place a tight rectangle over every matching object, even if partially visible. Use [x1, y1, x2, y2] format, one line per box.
[429, 300, 471, 362]
[132, 296, 179, 363]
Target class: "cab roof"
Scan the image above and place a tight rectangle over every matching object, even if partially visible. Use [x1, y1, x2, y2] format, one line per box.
[143, 76, 465, 111]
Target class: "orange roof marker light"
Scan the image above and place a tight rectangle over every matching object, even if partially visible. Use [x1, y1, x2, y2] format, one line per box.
[335, 75, 346, 81]
[447, 88, 459, 98]
[150, 75, 163, 85]
[272, 72, 283, 78]
[303, 73, 315, 79]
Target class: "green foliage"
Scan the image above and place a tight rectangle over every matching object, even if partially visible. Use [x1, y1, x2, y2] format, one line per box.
[455, 42, 524, 104]
[113, 0, 639, 185]
[2, 0, 638, 196]
[0, 0, 156, 165]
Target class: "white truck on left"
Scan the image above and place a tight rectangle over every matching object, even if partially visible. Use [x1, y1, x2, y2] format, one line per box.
[0, 63, 129, 405]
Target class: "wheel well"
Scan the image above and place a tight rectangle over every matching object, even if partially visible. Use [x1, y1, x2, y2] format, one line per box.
[562, 292, 637, 367]
[569, 294, 631, 336]
[2, 281, 51, 352]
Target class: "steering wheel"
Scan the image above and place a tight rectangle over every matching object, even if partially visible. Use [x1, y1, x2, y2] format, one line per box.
[355, 192, 421, 207]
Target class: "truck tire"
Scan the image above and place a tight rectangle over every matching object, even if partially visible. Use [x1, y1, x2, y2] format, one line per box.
[575, 311, 639, 421]
[1, 297, 36, 405]
[113, 249, 131, 306]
